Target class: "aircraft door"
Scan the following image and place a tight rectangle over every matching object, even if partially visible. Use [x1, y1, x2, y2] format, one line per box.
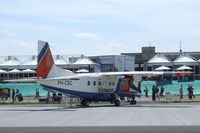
[98, 78, 102, 90]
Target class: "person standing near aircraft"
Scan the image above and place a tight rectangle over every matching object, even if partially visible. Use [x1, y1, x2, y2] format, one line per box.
[191, 85, 195, 99]
[179, 85, 183, 99]
[160, 86, 164, 98]
[152, 85, 156, 101]
[155, 85, 159, 99]
[34, 88, 40, 99]
[187, 84, 192, 100]
[12, 89, 15, 103]
[144, 86, 148, 97]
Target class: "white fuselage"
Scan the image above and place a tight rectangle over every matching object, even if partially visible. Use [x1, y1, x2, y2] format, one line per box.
[38, 73, 119, 101]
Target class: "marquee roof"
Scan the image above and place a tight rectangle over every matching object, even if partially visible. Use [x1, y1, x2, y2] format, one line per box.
[148, 54, 172, 64]
[0, 56, 21, 66]
[73, 55, 96, 65]
[20, 55, 37, 66]
[174, 54, 197, 63]
[54, 55, 69, 65]
[155, 66, 171, 71]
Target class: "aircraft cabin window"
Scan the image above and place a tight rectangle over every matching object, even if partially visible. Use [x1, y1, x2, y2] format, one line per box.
[93, 81, 96, 86]
[112, 82, 115, 86]
[87, 81, 90, 86]
[109, 82, 111, 86]
[98, 81, 101, 86]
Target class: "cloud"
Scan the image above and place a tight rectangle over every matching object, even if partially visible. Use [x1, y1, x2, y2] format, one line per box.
[193, 30, 200, 37]
[106, 41, 127, 49]
[0, 30, 14, 37]
[74, 32, 101, 40]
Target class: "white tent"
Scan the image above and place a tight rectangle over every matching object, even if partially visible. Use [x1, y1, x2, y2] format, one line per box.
[9, 69, 21, 73]
[22, 69, 36, 73]
[0, 69, 7, 73]
[76, 69, 89, 73]
[174, 54, 196, 63]
[73, 55, 96, 65]
[54, 55, 69, 65]
[155, 66, 171, 71]
[177, 65, 193, 70]
[22, 69, 36, 77]
[0, 56, 21, 69]
[147, 54, 172, 71]
[19, 55, 37, 69]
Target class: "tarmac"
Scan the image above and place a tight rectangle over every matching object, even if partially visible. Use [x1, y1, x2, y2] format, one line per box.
[1, 102, 200, 127]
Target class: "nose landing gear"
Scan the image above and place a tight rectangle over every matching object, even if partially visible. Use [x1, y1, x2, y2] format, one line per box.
[130, 96, 137, 105]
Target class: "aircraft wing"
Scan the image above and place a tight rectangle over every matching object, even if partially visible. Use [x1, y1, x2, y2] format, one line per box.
[99, 71, 192, 77]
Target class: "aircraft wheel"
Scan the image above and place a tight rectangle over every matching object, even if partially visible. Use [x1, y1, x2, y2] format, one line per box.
[130, 100, 136, 105]
[114, 99, 120, 107]
[81, 99, 88, 107]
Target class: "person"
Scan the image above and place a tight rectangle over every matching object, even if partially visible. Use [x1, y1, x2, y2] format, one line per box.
[155, 85, 159, 98]
[152, 85, 156, 101]
[190, 85, 195, 99]
[15, 89, 19, 100]
[179, 85, 183, 99]
[34, 88, 40, 99]
[187, 84, 192, 100]
[12, 89, 15, 103]
[144, 86, 148, 97]
[160, 86, 165, 98]
[46, 92, 51, 103]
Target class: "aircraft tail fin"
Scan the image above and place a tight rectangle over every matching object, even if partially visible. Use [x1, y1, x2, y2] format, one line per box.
[37, 40, 54, 78]
[37, 40, 74, 78]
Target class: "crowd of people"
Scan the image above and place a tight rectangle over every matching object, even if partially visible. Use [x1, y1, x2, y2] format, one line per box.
[11, 89, 23, 102]
[143, 84, 196, 101]
[144, 85, 165, 101]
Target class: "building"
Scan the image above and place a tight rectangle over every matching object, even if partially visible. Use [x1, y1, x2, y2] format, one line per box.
[89, 55, 135, 72]
[0, 54, 135, 80]
[122, 46, 200, 80]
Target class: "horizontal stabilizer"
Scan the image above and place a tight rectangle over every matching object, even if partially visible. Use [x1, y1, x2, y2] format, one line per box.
[47, 65, 74, 78]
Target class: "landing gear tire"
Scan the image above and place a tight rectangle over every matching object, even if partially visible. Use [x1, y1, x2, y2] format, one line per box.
[81, 99, 89, 107]
[130, 100, 136, 105]
[114, 99, 120, 107]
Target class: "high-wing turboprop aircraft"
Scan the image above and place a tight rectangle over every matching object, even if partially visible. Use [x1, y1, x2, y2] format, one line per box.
[36, 40, 191, 106]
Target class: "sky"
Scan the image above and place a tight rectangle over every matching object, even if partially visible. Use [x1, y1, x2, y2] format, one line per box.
[0, 0, 200, 56]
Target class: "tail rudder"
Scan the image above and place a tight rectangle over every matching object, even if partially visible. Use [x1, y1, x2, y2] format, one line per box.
[37, 40, 54, 78]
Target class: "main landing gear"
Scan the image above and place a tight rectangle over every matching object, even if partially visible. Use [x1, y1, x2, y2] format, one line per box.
[114, 99, 121, 107]
[80, 99, 89, 107]
[130, 96, 136, 105]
